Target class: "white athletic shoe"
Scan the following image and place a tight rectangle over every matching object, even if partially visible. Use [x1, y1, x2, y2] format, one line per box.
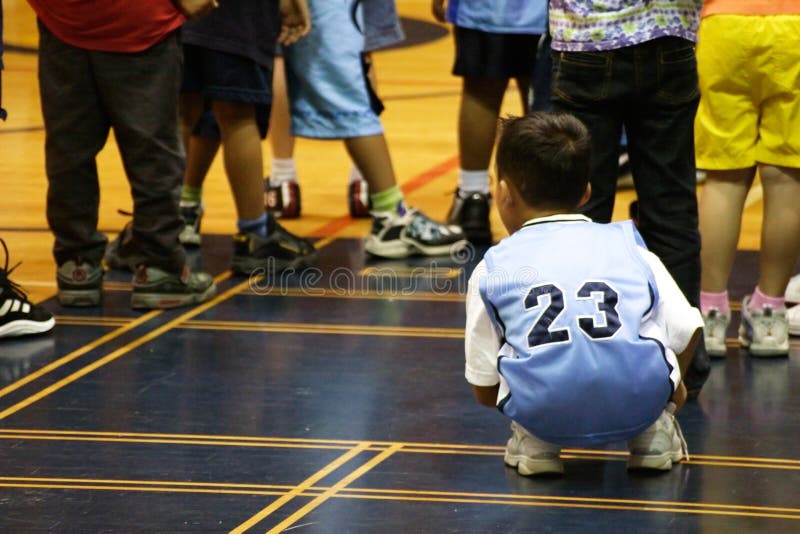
[504, 421, 563, 476]
[738, 295, 790, 357]
[702, 308, 729, 358]
[627, 403, 688, 471]
[785, 274, 800, 304]
[787, 304, 800, 337]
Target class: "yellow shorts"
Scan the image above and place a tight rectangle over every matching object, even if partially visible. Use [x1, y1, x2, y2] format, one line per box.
[695, 15, 800, 170]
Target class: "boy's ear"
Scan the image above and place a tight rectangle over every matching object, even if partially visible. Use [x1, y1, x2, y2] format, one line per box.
[576, 182, 592, 209]
[497, 178, 513, 208]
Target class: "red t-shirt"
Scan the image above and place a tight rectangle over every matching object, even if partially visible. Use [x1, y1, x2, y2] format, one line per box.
[27, 0, 186, 52]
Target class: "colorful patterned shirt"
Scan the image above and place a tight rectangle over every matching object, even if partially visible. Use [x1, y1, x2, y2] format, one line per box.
[549, 0, 703, 51]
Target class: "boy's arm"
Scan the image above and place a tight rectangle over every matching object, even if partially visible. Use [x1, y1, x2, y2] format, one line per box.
[278, 0, 311, 45]
[431, 0, 446, 23]
[472, 384, 500, 407]
[173, 0, 218, 20]
[465, 261, 502, 408]
[671, 327, 701, 410]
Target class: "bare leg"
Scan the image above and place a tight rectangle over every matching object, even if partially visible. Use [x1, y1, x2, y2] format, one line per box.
[268, 56, 295, 160]
[699, 168, 755, 293]
[344, 134, 397, 194]
[757, 164, 800, 296]
[212, 100, 264, 221]
[458, 78, 508, 170]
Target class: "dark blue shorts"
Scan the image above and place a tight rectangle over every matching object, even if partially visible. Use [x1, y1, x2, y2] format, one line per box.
[453, 27, 540, 79]
[182, 44, 272, 139]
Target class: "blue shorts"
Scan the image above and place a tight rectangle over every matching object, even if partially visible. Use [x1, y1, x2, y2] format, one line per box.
[182, 44, 272, 139]
[363, 0, 405, 51]
[282, 0, 383, 139]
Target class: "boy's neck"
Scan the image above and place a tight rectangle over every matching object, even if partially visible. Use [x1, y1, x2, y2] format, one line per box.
[508, 207, 575, 233]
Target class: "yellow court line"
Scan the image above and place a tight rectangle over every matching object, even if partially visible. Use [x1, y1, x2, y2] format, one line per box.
[181, 320, 464, 338]
[0, 272, 239, 420]
[241, 286, 466, 302]
[0, 310, 161, 399]
[268, 444, 403, 533]
[231, 443, 371, 533]
[2, 428, 799, 468]
[2, 475, 800, 521]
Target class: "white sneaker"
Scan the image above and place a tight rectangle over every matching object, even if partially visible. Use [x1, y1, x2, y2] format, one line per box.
[365, 204, 467, 259]
[627, 403, 688, 471]
[702, 308, 729, 357]
[738, 295, 790, 357]
[787, 304, 800, 337]
[504, 421, 563, 476]
[786, 274, 800, 304]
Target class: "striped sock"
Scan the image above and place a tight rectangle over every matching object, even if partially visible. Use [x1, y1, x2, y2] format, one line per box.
[370, 185, 404, 214]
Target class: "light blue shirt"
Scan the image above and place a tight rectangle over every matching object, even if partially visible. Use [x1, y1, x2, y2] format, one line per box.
[447, 0, 548, 34]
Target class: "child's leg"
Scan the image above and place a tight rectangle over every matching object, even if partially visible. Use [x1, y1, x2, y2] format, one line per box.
[458, 77, 508, 177]
[268, 55, 296, 176]
[212, 100, 265, 223]
[343, 134, 396, 196]
[699, 168, 755, 297]
[756, 164, 800, 298]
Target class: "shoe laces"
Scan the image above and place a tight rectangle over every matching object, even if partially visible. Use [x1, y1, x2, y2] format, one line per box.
[0, 238, 31, 304]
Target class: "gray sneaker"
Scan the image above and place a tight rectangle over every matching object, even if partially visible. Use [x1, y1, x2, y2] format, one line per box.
[131, 264, 216, 309]
[627, 403, 688, 471]
[738, 294, 789, 357]
[702, 308, 729, 358]
[57, 259, 104, 307]
[504, 421, 563, 476]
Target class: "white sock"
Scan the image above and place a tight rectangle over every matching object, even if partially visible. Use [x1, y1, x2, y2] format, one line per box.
[270, 157, 298, 185]
[349, 165, 365, 183]
[458, 169, 490, 194]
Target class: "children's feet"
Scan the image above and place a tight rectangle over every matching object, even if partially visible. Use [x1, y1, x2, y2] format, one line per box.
[231, 224, 317, 275]
[365, 206, 468, 259]
[627, 403, 688, 471]
[131, 264, 216, 309]
[57, 259, 104, 307]
[738, 295, 789, 357]
[348, 178, 371, 218]
[0, 239, 55, 338]
[179, 201, 204, 247]
[504, 421, 563, 476]
[264, 178, 301, 219]
[702, 308, 729, 358]
[446, 189, 492, 245]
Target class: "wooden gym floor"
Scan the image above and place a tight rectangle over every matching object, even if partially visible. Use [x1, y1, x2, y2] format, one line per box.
[1, 1, 799, 531]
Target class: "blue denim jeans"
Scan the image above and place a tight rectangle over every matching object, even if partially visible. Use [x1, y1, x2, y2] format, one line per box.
[552, 37, 708, 394]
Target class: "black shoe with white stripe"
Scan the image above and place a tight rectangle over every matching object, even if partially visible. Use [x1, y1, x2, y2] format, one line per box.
[0, 239, 55, 338]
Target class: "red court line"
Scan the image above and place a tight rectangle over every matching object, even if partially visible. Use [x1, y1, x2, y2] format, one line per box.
[307, 155, 459, 238]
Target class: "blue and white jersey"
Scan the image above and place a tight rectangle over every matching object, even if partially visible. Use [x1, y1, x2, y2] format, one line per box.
[446, 0, 548, 34]
[478, 217, 674, 446]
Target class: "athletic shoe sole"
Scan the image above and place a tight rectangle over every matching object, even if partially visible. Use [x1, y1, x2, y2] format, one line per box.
[130, 283, 217, 309]
[504, 452, 564, 476]
[0, 317, 55, 338]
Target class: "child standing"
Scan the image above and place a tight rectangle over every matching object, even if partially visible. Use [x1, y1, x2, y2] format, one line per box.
[432, 0, 547, 244]
[465, 112, 702, 475]
[696, 0, 800, 357]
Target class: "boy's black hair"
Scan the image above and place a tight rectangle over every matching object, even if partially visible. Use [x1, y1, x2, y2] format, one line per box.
[495, 112, 592, 211]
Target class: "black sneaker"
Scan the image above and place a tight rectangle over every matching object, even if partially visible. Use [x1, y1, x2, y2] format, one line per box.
[0, 239, 55, 338]
[131, 264, 217, 309]
[231, 223, 317, 275]
[179, 201, 204, 247]
[365, 205, 468, 259]
[264, 178, 301, 219]
[446, 189, 492, 245]
[57, 258, 104, 307]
